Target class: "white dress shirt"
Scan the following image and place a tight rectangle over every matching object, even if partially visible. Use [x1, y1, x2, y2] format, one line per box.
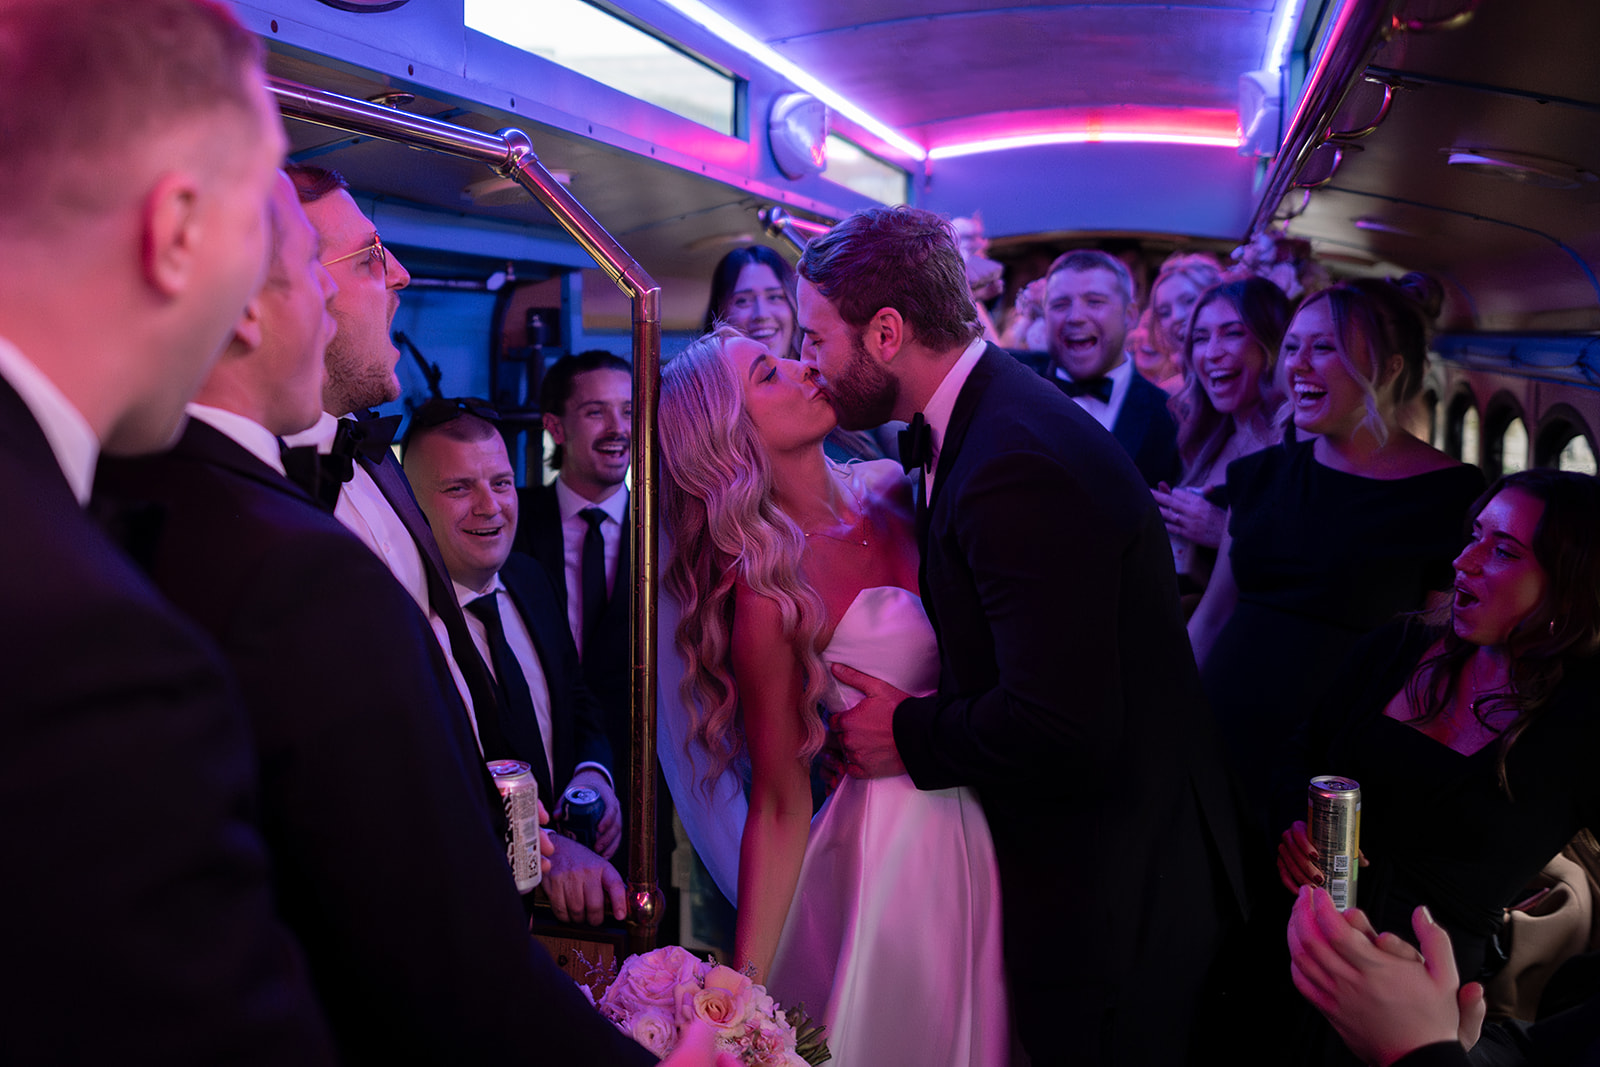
[0, 335, 99, 505]
[282, 410, 476, 718]
[918, 335, 988, 497]
[555, 478, 627, 657]
[456, 575, 613, 792]
[1052, 355, 1134, 432]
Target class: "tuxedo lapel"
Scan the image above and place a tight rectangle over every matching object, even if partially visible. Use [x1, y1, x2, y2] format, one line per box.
[357, 450, 503, 734]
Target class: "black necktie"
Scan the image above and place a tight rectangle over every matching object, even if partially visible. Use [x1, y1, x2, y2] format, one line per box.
[580, 507, 608, 657]
[1055, 374, 1114, 403]
[899, 412, 933, 474]
[466, 592, 552, 799]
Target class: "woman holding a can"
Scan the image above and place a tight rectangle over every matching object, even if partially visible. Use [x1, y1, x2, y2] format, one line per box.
[1277, 469, 1600, 989]
[1152, 277, 1290, 601]
[1187, 279, 1484, 834]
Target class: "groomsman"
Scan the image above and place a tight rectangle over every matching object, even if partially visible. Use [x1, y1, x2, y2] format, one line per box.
[517, 352, 637, 826]
[0, 1, 334, 1061]
[404, 401, 631, 926]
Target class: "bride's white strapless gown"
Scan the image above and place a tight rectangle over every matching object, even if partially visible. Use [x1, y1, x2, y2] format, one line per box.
[766, 586, 1010, 1067]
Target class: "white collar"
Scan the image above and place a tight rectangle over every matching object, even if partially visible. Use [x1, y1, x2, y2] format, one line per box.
[917, 335, 987, 484]
[186, 403, 286, 475]
[555, 476, 627, 524]
[0, 334, 99, 505]
[454, 573, 506, 612]
[281, 409, 341, 454]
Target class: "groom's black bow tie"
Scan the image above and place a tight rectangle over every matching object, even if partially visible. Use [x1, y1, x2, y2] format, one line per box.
[1055, 374, 1114, 403]
[335, 412, 403, 464]
[899, 412, 933, 475]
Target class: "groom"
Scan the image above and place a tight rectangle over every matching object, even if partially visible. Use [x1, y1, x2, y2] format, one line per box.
[802, 207, 1245, 1065]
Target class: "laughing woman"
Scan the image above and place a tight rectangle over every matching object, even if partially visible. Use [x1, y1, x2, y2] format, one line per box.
[1187, 279, 1485, 833]
[1153, 277, 1290, 598]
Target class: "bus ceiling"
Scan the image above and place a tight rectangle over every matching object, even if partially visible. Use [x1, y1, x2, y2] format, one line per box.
[246, 0, 1599, 332]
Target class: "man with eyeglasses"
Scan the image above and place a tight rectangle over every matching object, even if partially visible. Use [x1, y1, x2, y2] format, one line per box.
[98, 173, 682, 1067]
[281, 163, 505, 771]
[403, 399, 630, 927]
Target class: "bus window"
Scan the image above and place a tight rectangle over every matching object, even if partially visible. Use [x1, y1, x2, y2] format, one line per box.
[1558, 435, 1598, 475]
[1498, 417, 1529, 476]
[1458, 406, 1480, 466]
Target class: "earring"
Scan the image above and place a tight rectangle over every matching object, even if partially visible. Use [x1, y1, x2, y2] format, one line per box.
[1550, 618, 1558, 638]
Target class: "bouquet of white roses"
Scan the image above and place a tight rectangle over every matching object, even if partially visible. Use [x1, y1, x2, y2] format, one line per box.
[585, 945, 829, 1065]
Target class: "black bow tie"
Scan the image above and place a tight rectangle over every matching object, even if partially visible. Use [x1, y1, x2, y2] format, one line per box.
[1055, 374, 1114, 403]
[899, 412, 933, 475]
[334, 412, 402, 464]
[279, 414, 401, 512]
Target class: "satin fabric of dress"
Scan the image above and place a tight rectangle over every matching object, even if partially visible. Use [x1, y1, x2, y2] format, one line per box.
[767, 585, 1010, 1067]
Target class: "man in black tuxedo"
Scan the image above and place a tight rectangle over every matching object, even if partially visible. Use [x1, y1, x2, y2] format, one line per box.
[0, 2, 336, 1062]
[1042, 249, 1181, 488]
[405, 403, 631, 926]
[516, 351, 635, 807]
[805, 207, 1245, 1065]
[98, 174, 669, 1066]
[280, 163, 504, 754]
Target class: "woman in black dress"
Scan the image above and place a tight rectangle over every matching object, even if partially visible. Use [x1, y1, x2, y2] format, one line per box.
[1278, 469, 1600, 989]
[1188, 279, 1484, 833]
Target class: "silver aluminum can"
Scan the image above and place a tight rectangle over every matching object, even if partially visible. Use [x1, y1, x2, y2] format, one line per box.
[489, 759, 541, 893]
[1309, 775, 1361, 911]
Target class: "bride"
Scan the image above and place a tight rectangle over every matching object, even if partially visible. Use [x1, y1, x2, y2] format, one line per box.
[659, 327, 1009, 1067]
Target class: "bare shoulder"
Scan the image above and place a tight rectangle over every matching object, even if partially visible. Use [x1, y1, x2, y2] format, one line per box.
[844, 458, 913, 509]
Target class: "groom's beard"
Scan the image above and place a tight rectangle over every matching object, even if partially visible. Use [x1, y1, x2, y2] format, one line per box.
[824, 330, 899, 431]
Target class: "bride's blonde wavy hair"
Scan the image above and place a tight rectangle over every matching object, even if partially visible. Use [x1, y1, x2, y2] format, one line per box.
[659, 327, 830, 791]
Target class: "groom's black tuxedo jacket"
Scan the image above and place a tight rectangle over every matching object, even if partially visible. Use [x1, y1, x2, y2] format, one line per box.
[98, 420, 654, 1067]
[0, 380, 335, 1065]
[894, 345, 1246, 1065]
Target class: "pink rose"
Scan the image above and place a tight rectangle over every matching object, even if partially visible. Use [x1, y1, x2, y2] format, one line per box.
[687, 965, 755, 1033]
[626, 1006, 678, 1058]
[603, 946, 701, 1016]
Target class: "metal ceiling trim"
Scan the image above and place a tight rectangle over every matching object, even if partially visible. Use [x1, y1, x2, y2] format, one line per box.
[268, 75, 667, 950]
[1247, 0, 1404, 238]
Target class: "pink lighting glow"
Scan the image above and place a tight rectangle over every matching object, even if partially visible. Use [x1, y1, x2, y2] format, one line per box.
[927, 109, 1243, 160]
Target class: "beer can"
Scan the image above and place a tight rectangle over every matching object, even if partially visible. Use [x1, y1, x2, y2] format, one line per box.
[1308, 775, 1361, 911]
[558, 784, 604, 850]
[489, 759, 541, 893]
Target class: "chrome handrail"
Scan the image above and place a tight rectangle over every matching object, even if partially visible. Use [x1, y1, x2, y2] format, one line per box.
[269, 77, 666, 949]
[1247, 0, 1404, 237]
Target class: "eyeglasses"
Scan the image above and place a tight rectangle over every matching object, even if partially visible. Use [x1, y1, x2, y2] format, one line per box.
[322, 232, 388, 281]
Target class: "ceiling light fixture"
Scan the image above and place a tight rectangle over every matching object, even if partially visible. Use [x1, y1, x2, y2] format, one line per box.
[929, 128, 1240, 160]
[652, 0, 926, 161]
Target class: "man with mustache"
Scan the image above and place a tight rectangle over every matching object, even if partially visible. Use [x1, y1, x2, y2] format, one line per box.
[516, 350, 639, 852]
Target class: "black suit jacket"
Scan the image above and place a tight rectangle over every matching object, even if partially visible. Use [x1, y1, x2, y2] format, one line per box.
[513, 483, 633, 812]
[98, 420, 652, 1067]
[894, 345, 1246, 1064]
[1030, 355, 1182, 488]
[496, 552, 612, 804]
[0, 382, 335, 1065]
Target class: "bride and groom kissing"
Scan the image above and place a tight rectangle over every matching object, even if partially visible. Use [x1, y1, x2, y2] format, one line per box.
[660, 207, 1246, 1067]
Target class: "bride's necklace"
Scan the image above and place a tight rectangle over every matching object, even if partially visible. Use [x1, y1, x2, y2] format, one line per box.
[801, 466, 870, 547]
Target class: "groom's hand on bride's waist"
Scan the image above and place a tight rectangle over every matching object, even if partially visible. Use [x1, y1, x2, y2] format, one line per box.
[831, 663, 908, 779]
